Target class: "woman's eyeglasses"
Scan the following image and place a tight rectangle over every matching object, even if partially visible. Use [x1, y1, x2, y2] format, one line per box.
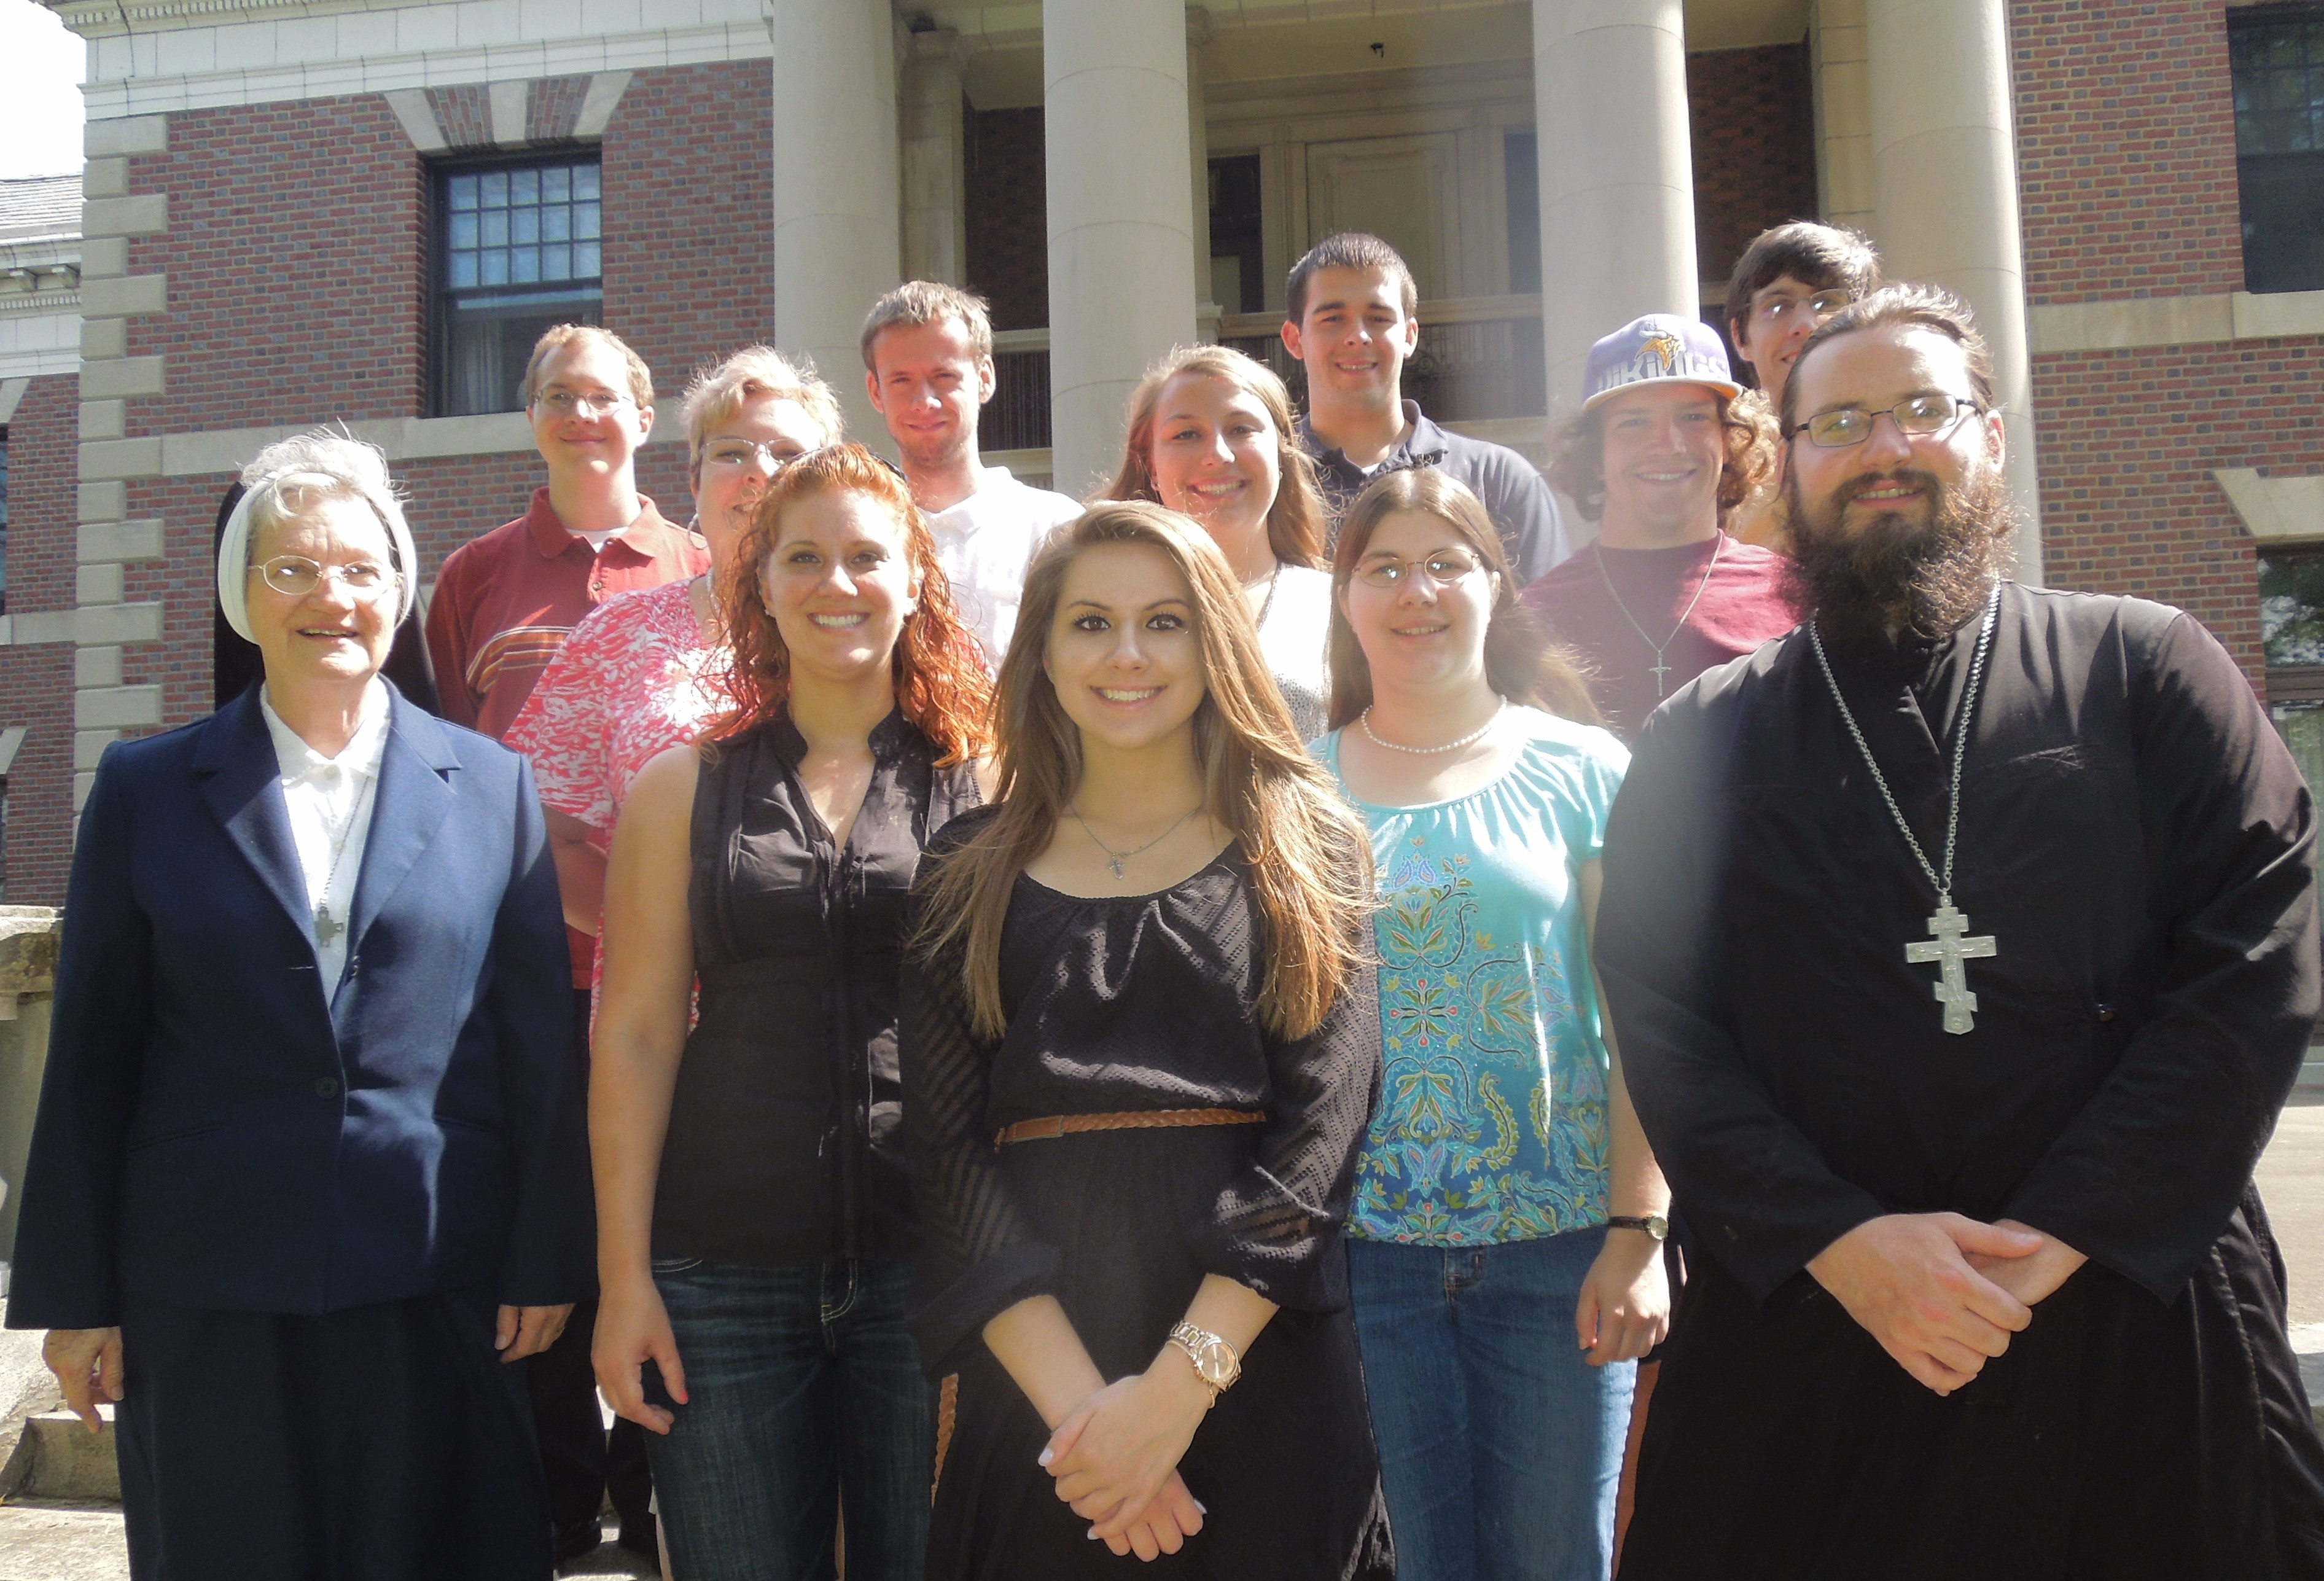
[1352, 548, 1486, 590]
[251, 554, 401, 600]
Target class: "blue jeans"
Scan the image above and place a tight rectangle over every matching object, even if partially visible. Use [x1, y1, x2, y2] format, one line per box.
[645, 1257, 932, 1581]
[1348, 1230, 1636, 1581]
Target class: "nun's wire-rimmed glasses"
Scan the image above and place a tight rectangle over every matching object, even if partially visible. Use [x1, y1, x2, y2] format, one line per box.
[252, 554, 403, 601]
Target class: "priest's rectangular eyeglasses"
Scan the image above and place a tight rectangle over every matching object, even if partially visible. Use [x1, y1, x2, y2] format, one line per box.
[1792, 394, 1983, 449]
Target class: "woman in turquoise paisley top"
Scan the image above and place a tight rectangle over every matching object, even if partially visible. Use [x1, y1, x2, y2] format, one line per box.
[1315, 469, 1672, 1581]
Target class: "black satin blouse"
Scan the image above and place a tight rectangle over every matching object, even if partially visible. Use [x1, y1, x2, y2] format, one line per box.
[651, 709, 980, 1267]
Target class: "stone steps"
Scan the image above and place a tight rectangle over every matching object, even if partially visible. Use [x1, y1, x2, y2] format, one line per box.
[0, 1406, 119, 1503]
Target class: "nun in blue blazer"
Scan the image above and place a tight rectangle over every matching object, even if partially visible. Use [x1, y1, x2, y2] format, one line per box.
[6, 430, 591, 1581]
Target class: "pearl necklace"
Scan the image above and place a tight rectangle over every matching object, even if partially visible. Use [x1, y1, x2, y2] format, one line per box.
[1359, 697, 1506, 755]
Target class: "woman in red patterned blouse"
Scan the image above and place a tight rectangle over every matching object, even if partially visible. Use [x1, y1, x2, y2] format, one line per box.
[508, 346, 845, 971]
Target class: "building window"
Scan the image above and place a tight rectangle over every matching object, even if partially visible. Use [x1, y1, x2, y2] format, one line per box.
[2260, 549, 2324, 788]
[1208, 155, 1265, 314]
[2231, 5, 2324, 294]
[434, 157, 604, 416]
[1505, 131, 1542, 295]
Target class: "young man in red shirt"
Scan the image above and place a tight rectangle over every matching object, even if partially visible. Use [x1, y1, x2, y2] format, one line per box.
[424, 322, 702, 1563]
[1523, 315, 1798, 741]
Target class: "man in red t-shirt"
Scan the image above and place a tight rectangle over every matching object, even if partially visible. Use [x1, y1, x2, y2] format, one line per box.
[423, 322, 700, 1563]
[1523, 315, 1799, 741]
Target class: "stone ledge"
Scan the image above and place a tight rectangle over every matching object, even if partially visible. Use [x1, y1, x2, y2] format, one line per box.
[77, 437, 163, 482]
[0, 910, 63, 999]
[2029, 289, 2324, 355]
[159, 410, 561, 476]
[2215, 469, 2324, 543]
[77, 519, 164, 564]
[78, 273, 165, 320]
[83, 114, 166, 158]
[79, 195, 166, 241]
[77, 357, 163, 402]
[75, 564, 125, 606]
[1, 1408, 119, 1503]
[73, 685, 161, 731]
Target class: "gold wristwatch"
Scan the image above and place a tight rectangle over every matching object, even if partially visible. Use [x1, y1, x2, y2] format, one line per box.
[1166, 1321, 1242, 1403]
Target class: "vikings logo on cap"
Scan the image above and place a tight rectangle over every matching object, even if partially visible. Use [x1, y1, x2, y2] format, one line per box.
[1581, 313, 1744, 412]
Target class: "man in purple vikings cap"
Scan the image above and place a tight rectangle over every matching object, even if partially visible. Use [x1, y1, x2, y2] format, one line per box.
[1523, 313, 1800, 740]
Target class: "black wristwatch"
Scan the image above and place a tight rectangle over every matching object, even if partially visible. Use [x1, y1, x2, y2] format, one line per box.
[1606, 1214, 1669, 1241]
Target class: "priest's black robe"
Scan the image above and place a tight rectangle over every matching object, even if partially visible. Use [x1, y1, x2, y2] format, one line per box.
[1596, 582, 2324, 1580]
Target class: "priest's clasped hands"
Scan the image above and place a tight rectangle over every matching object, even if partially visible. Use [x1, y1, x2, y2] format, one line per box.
[1806, 1213, 2090, 1396]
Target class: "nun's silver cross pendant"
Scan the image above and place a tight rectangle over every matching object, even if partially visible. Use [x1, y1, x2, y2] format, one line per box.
[1903, 902, 1997, 1035]
[314, 905, 344, 948]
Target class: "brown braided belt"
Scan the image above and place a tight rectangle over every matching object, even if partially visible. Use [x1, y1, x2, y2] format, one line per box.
[993, 1107, 1266, 1149]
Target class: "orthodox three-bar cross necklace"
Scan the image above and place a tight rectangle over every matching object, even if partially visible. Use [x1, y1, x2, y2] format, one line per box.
[1807, 582, 2002, 1035]
[1593, 536, 1723, 698]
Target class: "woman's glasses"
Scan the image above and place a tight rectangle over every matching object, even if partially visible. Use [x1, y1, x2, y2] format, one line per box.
[251, 554, 401, 600]
[1352, 547, 1486, 590]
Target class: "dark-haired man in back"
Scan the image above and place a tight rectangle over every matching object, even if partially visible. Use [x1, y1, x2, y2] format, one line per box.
[1721, 222, 1882, 550]
[1282, 231, 1567, 580]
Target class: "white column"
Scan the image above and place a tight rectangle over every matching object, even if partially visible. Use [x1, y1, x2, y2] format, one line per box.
[902, 29, 969, 287]
[1533, 0, 1699, 410]
[1188, 6, 1220, 340]
[1045, 0, 1199, 496]
[771, 1, 900, 448]
[1868, 0, 2043, 582]
[1811, 0, 1875, 232]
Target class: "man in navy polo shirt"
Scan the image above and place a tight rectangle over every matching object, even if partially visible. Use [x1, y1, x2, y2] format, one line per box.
[1282, 231, 1568, 580]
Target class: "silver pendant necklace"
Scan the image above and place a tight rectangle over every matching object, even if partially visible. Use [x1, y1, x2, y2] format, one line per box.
[1069, 803, 1203, 881]
[1360, 697, 1506, 756]
[1594, 536, 1724, 698]
[1807, 583, 2002, 1035]
[312, 771, 378, 950]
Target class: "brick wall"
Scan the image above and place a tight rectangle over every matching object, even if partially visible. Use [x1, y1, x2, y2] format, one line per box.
[2010, 0, 2247, 304]
[2031, 338, 2324, 688]
[1687, 41, 1820, 287]
[126, 94, 428, 435]
[967, 107, 1048, 332]
[7, 376, 78, 621]
[3, 375, 80, 905]
[600, 58, 776, 447]
[2010, 1, 2324, 695]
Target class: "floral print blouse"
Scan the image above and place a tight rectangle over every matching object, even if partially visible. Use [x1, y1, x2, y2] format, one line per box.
[506, 578, 735, 857]
[1317, 707, 1629, 1245]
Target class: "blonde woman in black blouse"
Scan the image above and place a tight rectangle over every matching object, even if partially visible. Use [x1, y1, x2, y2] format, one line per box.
[903, 501, 1394, 1575]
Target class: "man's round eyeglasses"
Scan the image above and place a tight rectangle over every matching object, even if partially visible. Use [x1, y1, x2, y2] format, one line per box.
[251, 555, 402, 600]
[1354, 548, 1486, 590]
[1754, 289, 1853, 326]
[1790, 394, 1983, 450]
[533, 389, 633, 417]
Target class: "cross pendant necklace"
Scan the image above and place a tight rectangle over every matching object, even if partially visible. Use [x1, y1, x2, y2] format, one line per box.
[311, 773, 377, 954]
[1807, 584, 2002, 1035]
[1593, 536, 1723, 700]
[1069, 803, 1203, 881]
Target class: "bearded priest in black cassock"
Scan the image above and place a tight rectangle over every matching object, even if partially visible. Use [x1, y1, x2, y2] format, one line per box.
[1596, 283, 2324, 1580]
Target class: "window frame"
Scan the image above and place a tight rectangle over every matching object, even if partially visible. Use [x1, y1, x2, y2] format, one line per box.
[427, 146, 607, 418]
[2228, 1, 2324, 295]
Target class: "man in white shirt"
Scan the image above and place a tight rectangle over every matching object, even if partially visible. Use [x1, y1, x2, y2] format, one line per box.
[861, 281, 1083, 670]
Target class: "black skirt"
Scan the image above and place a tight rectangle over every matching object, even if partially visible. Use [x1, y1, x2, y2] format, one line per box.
[925, 1126, 1395, 1580]
[115, 1282, 550, 1581]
